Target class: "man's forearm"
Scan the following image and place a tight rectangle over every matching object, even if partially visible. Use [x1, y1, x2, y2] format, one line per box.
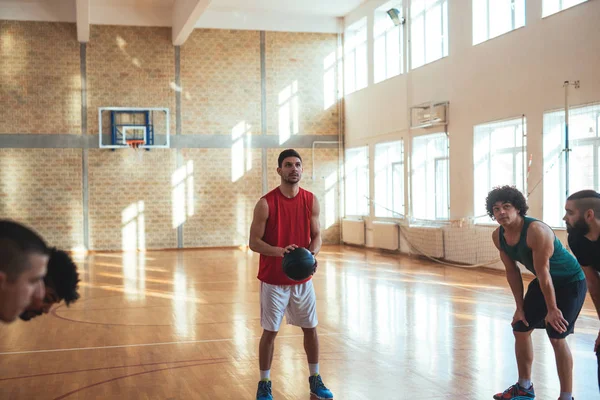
[506, 266, 525, 309]
[250, 238, 283, 257]
[537, 269, 559, 310]
[309, 235, 322, 255]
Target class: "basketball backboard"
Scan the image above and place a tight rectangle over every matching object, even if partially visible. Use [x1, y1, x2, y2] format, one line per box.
[98, 107, 170, 149]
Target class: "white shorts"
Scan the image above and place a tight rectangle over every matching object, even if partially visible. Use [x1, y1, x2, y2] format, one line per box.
[260, 280, 318, 332]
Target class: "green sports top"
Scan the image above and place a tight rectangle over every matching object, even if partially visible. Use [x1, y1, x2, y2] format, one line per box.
[499, 217, 584, 286]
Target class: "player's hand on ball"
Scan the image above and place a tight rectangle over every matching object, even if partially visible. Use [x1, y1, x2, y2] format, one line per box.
[280, 244, 298, 257]
[545, 308, 568, 334]
[309, 251, 318, 274]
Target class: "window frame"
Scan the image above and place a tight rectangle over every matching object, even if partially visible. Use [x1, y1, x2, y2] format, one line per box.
[410, 132, 450, 220]
[473, 117, 527, 224]
[410, 0, 449, 70]
[472, 0, 526, 46]
[374, 1, 404, 84]
[345, 145, 370, 217]
[344, 18, 368, 95]
[542, 0, 588, 18]
[543, 103, 600, 227]
[374, 140, 405, 218]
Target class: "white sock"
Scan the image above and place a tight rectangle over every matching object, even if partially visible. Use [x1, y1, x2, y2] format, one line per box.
[260, 370, 270, 381]
[559, 393, 572, 400]
[518, 378, 532, 389]
[309, 363, 319, 376]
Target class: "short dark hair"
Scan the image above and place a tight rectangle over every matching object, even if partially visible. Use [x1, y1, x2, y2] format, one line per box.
[485, 185, 529, 220]
[0, 220, 49, 281]
[567, 190, 600, 219]
[46, 248, 80, 306]
[278, 149, 302, 168]
[567, 190, 600, 201]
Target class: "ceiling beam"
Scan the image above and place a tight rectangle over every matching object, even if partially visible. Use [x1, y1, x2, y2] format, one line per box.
[75, 0, 90, 42]
[172, 0, 211, 46]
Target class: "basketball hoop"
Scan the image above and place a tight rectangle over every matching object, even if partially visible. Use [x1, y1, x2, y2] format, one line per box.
[126, 140, 145, 150]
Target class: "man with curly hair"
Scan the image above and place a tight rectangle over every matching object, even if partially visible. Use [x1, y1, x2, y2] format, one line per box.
[487, 186, 586, 400]
[19, 247, 80, 321]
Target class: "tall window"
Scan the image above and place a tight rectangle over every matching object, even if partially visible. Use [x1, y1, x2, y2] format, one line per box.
[375, 140, 404, 217]
[374, 1, 403, 84]
[472, 0, 526, 45]
[543, 0, 587, 17]
[543, 103, 600, 227]
[473, 117, 527, 223]
[412, 133, 449, 219]
[410, 0, 449, 70]
[345, 146, 370, 216]
[345, 18, 368, 95]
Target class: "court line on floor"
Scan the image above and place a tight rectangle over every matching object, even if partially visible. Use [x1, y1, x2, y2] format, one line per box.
[50, 353, 356, 400]
[51, 308, 262, 327]
[0, 351, 351, 382]
[51, 360, 226, 399]
[0, 332, 344, 356]
[0, 357, 228, 381]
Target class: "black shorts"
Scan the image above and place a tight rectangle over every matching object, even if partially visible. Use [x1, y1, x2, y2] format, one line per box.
[512, 278, 587, 339]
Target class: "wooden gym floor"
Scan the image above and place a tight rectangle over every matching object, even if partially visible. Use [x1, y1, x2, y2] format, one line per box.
[0, 245, 597, 399]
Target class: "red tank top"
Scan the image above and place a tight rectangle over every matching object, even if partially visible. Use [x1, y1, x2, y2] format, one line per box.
[258, 186, 314, 285]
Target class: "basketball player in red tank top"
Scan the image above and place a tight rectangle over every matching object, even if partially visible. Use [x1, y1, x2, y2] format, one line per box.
[249, 149, 333, 400]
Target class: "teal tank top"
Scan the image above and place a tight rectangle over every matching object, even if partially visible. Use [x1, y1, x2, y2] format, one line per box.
[499, 217, 584, 286]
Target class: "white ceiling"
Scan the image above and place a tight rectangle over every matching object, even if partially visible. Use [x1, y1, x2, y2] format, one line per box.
[210, 0, 366, 17]
[0, 0, 365, 38]
[97, 0, 366, 16]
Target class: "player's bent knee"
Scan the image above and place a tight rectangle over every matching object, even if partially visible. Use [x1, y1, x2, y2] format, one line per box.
[549, 336, 567, 346]
[262, 329, 279, 340]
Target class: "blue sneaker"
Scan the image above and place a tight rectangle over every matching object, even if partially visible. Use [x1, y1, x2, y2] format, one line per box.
[256, 380, 273, 400]
[309, 374, 333, 399]
[493, 382, 535, 399]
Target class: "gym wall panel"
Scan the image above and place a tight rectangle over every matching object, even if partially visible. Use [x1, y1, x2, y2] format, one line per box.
[181, 29, 261, 136]
[265, 32, 340, 138]
[87, 149, 177, 251]
[0, 149, 84, 249]
[181, 148, 263, 247]
[86, 25, 176, 136]
[0, 21, 81, 134]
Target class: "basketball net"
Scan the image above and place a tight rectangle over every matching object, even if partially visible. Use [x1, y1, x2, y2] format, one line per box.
[369, 198, 502, 269]
[126, 140, 145, 150]
[126, 140, 145, 161]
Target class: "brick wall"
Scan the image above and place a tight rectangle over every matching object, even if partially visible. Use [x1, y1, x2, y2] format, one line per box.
[87, 25, 176, 137]
[181, 148, 262, 247]
[265, 32, 339, 137]
[87, 149, 177, 250]
[0, 149, 84, 249]
[0, 21, 81, 134]
[0, 22, 341, 250]
[181, 30, 261, 135]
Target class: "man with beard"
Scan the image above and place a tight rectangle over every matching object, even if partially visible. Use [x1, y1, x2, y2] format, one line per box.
[564, 189, 600, 392]
[19, 247, 80, 321]
[0, 220, 48, 323]
[249, 149, 333, 400]
[487, 186, 586, 400]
